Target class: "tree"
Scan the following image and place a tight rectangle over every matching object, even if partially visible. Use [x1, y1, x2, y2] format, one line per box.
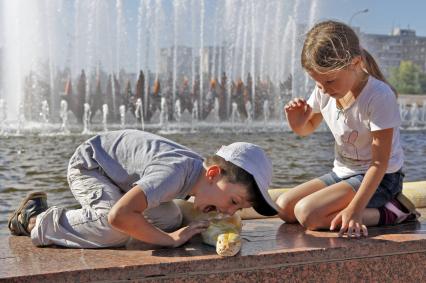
[419, 71, 426, 93]
[388, 61, 426, 94]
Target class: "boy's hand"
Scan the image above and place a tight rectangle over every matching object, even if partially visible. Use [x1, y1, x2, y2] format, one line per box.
[330, 207, 368, 238]
[168, 220, 210, 247]
[284, 98, 312, 130]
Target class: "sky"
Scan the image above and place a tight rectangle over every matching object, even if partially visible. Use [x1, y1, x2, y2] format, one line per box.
[311, 0, 426, 36]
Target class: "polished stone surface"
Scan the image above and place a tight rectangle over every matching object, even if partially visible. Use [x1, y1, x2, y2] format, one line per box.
[1, 209, 426, 282]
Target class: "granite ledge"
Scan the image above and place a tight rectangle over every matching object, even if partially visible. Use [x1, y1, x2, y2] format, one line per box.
[1, 208, 425, 282]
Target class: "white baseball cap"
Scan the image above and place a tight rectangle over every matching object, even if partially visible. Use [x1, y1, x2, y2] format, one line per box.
[216, 142, 279, 216]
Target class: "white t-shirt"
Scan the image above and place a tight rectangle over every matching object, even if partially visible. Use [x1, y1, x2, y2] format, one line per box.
[307, 76, 404, 178]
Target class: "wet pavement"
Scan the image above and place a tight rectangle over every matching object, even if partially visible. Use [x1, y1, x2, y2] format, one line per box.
[1, 208, 426, 282]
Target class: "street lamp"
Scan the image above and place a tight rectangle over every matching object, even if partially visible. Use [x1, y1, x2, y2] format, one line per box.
[348, 9, 369, 25]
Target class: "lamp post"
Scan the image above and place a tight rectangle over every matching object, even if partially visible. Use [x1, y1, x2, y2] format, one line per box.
[348, 9, 369, 25]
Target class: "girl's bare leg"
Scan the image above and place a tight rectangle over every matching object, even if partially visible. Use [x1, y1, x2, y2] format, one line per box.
[293, 181, 380, 230]
[276, 178, 327, 223]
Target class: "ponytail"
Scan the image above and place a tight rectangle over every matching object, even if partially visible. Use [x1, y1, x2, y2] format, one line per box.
[361, 49, 397, 96]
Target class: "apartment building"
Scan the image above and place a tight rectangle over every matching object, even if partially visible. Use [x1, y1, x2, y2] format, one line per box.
[361, 28, 426, 77]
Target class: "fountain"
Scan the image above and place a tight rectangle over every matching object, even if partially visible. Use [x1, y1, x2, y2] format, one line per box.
[409, 103, 420, 128]
[213, 97, 220, 123]
[399, 98, 426, 129]
[245, 100, 253, 123]
[59, 100, 70, 134]
[174, 99, 182, 123]
[0, 0, 423, 134]
[40, 100, 50, 124]
[159, 97, 169, 128]
[16, 103, 25, 135]
[102, 104, 109, 132]
[0, 99, 6, 134]
[0, 0, 320, 133]
[119, 105, 126, 129]
[399, 99, 409, 122]
[231, 102, 240, 125]
[134, 98, 145, 130]
[263, 100, 270, 123]
[82, 103, 91, 135]
[191, 100, 199, 132]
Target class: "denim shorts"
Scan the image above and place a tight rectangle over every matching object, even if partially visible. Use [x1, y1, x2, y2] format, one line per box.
[318, 169, 405, 208]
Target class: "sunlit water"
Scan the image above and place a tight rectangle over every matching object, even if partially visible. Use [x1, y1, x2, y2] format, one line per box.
[1, 130, 425, 236]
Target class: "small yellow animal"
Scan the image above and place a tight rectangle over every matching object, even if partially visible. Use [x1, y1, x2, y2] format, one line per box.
[200, 212, 242, 256]
[175, 200, 243, 257]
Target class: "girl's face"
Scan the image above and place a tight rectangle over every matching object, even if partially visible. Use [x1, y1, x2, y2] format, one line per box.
[307, 58, 363, 99]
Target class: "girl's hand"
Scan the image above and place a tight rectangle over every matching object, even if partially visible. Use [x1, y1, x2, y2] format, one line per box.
[284, 98, 312, 130]
[330, 207, 368, 238]
[168, 220, 210, 247]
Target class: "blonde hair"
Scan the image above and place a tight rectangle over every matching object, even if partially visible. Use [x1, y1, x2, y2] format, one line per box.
[301, 20, 396, 94]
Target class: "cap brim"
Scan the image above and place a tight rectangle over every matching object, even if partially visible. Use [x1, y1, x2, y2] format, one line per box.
[252, 186, 279, 216]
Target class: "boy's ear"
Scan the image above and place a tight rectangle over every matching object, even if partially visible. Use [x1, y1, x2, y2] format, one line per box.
[206, 165, 221, 180]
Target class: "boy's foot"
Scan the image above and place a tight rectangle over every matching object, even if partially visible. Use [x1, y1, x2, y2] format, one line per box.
[384, 193, 421, 224]
[8, 192, 48, 236]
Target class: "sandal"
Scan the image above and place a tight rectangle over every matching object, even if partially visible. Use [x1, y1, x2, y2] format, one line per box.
[8, 192, 48, 236]
[384, 193, 421, 224]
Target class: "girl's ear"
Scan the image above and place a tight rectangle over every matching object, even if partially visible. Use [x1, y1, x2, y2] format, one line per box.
[351, 56, 362, 68]
[206, 165, 221, 180]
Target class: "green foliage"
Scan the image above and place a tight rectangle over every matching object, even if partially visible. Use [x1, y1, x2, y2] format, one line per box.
[388, 61, 426, 94]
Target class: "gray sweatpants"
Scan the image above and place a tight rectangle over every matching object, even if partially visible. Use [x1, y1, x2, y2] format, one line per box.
[31, 153, 183, 248]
